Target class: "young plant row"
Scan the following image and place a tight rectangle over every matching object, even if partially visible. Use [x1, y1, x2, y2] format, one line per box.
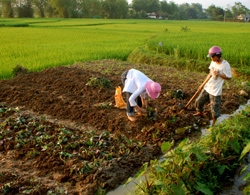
[128, 106, 250, 195]
[0, 103, 145, 194]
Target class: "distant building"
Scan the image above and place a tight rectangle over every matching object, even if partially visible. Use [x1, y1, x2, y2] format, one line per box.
[237, 14, 250, 22]
[147, 12, 162, 19]
[147, 12, 157, 19]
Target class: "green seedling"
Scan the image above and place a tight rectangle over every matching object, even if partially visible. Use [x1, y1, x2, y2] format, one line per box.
[146, 106, 158, 121]
[12, 64, 29, 76]
[180, 26, 190, 32]
[93, 102, 112, 109]
[171, 89, 185, 100]
[86, 77, 112, 88]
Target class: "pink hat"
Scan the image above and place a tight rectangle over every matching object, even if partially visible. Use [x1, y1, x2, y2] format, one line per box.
[207, 46, 222, 57]
[145, 81, 161, 99]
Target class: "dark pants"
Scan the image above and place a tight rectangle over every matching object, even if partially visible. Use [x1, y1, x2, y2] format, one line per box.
[195, 89, 221, 118]
[121, 70, 142, 117]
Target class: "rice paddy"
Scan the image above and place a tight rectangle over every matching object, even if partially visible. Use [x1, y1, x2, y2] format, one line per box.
[1, 18, 250, 79]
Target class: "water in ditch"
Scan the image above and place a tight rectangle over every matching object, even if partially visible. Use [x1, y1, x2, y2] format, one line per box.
[108, 100, 250, 195]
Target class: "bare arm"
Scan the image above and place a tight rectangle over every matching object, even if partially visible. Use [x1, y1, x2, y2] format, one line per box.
[141, 96, 147, 108]
[214, 71, 231, 80]
[134, 105, 146, 114]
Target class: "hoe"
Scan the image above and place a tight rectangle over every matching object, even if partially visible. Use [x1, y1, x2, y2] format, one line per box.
[184, 76, 211, 109]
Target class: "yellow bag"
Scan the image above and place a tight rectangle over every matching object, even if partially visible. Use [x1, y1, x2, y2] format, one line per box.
[115, 86, 127, 109]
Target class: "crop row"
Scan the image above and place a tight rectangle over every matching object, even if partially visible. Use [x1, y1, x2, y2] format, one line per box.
[0, 103, 145, 179]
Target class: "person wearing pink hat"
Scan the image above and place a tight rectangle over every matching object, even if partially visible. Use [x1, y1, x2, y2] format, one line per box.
[193, 46, 232, 126]
[121, 69, 161, 122]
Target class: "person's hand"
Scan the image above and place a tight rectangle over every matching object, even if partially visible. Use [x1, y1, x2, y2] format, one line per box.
[213, 70, 220, 76]
[139, 108, 146, 115]
[198, 85, 203, 91]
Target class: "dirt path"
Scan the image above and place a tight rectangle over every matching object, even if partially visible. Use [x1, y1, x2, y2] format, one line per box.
[0, 60, 248, 194]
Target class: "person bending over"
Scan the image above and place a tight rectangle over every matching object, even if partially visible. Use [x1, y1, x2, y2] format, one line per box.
[121, 69, 161, 122]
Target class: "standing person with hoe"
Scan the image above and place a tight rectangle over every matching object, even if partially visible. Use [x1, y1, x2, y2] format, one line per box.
[121, 69, 161, 122]
[193, 46, 232, 126]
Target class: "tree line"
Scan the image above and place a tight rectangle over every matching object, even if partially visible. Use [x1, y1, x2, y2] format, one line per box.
[0, 0, 249, 20]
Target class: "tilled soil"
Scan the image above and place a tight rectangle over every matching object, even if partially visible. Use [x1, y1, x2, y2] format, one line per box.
[0, 60, 248, 194]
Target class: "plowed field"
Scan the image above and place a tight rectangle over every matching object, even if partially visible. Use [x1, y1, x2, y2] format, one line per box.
[0, 60, 248, 194]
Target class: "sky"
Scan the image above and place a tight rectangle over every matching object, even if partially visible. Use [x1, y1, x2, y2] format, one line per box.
[170, 0, 250, 9]
[128, 0, 250, 9]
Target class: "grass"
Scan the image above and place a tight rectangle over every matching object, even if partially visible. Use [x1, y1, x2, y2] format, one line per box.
[147, 31, 250, 68]
[0, 26, 150, 79]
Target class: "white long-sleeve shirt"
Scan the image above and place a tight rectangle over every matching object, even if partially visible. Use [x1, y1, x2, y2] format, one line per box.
[123, 69, 152, 106]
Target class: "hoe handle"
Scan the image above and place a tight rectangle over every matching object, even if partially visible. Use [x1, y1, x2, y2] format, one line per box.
[185, 76, 211, 108]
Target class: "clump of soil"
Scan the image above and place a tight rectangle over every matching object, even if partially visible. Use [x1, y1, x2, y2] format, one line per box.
[0, 60, 248, 194]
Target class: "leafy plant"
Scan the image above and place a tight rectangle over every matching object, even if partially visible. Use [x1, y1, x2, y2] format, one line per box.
[239, 141, 250, 195]
[180, 26, 190, 32]
[86, 77, 112, 88]
[146, 106, 158, 121]
[93, 102, 112, 109]
[171, 89, 185, 100]
[3, 183, 11, 194]
[12, 64, 29, 76]
[131, 106, 250, 195]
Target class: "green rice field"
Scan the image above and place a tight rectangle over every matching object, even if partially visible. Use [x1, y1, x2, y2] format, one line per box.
[1, 18, 250, 79]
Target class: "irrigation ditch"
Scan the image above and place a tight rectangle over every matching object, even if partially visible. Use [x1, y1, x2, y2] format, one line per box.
[108, 100, 250, 195]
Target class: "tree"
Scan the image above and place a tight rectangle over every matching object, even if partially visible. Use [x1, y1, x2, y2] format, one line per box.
[132, 0, 146, 13]
[102, 0, 116, 18]
[80, 0, 102, 18]
[1, 0, 15, 17]
[32, 0, 47, 17]
[80, 0, 91, 18]
[185, 7, 197, 19]
[231, 2, 249, 18]
[205, 4, 224, 20]
[144, 0, 159, 13]
[159, 0, 168, 19]
[179, 3, 194, 19]
[168, 1, 178, 16]
[191, 3, 206, 19]
[49, 0, 71, 18]
[45, 3, 55, 17]
[16, 0, 34, 18]
[137, 9, 146, 18]
[115, 0, 128, 18]
[67, 0, 80, 18]
[102, 0, 128, 19]
[89, 0, 102, 18]
[128, 7, 136, 18]
[224, 8, 233, 19]
[159, 0, 178, 19]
